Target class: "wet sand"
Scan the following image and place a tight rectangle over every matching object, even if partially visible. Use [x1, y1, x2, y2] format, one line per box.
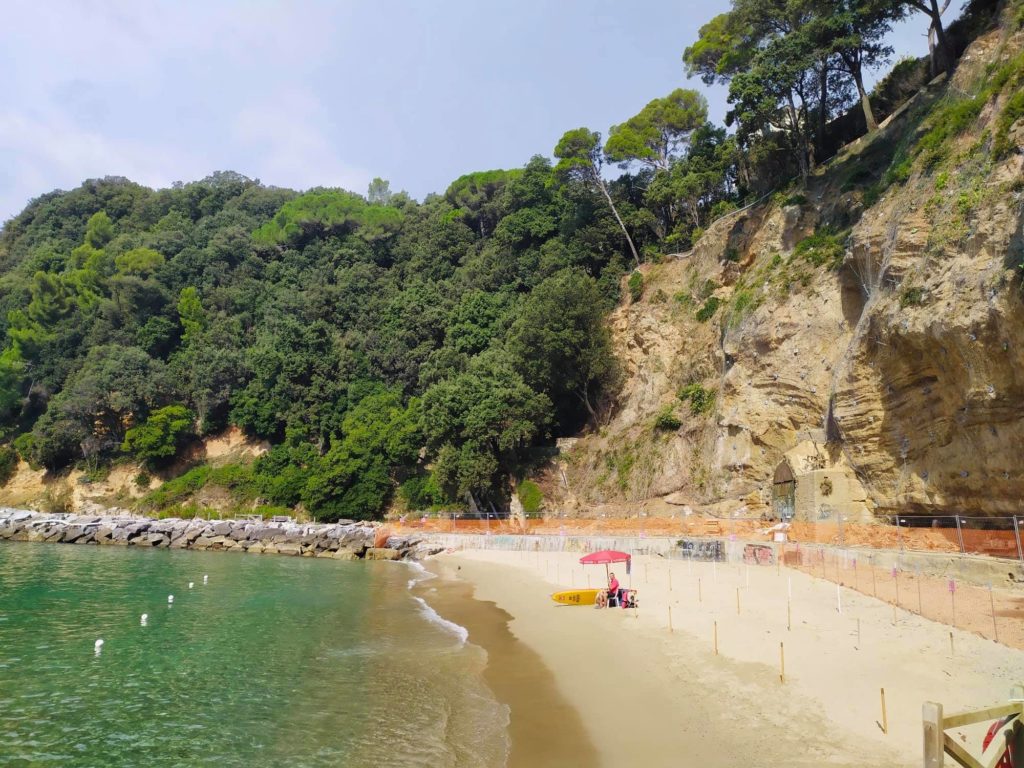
[421, 549, 1024, 768]
[417, 573, 598, 767]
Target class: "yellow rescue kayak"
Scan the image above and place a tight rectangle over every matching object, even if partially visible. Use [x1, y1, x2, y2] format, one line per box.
[551, 588, 602, 606]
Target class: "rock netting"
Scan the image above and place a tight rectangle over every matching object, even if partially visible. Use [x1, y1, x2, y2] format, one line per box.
[0, 508, 438, 561]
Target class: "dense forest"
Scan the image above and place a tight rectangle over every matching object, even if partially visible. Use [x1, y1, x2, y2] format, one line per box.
[0, 0, 1009, 520]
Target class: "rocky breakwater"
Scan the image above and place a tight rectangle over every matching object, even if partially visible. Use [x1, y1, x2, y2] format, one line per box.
[0, 508, 438, 561]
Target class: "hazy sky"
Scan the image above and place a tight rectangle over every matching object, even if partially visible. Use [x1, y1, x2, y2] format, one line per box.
[0, 1, 934, 224]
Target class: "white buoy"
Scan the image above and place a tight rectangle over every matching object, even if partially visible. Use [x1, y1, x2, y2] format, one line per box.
[168, 594, 174, 604]
[94, 639, 104, 655]
[203, 574, 208, 585]
[188, 582, 194, 589]
[140, 613, 148, 626]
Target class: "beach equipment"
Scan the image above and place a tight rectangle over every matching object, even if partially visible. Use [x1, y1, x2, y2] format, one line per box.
[579, 550, 631, 581]
[551, 588, 602, 606]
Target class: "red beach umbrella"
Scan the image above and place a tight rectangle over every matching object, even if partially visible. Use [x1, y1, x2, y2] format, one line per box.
[579, 550, 632, 582]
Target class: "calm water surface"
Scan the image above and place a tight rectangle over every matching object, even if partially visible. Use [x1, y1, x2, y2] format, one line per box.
[0, 542, 508, 767]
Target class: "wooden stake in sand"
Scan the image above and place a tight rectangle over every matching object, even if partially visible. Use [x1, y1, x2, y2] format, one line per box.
[948, 579, 956, 627]
[856, 617, 861, 647]
[787, 576, 792, 601]
[787, 599, 791, 631]
[668, 605, 673, 633]
[949, 631, 954, 657]
[893, 566, 900, 607]
[921, 569, 929, 618]
[669, 566, 673, 592]
[698, 578, 702, 604]
[989, 584, 999, 643]
[836, 583, 842, 614]
[871, 559, 877, 597]
[714, 621, 718, 655]
[880, 688, 888, 734]
[779, 642, 785, 684]
[736, 587, 741, 615]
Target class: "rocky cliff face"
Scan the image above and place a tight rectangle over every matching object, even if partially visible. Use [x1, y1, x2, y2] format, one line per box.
[554, 15, 1024, 519]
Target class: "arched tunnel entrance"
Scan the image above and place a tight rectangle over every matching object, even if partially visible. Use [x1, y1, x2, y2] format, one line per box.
[772, 461, 796, 521]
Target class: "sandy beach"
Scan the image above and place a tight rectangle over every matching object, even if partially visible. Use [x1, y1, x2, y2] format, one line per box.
[421, 547, 1023, 768]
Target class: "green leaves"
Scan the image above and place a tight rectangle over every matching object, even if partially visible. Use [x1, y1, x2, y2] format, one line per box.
[604, 89, 708, 170]
[253, 189, 404, 245]
[122, 405, 195, 465]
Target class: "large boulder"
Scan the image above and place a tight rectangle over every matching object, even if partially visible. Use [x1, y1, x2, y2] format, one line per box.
[364, 547, 400, 561]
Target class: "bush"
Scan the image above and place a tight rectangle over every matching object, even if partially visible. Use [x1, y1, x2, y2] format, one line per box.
[679, 383, 716, 415]
[627, 271, 644, 302]
[782, 194, 807, 207]
[516, 479, 543, 514]
[654, 406, 682, 431]
[400, 473, 444, 510]
[139, 465, 212, 510]
[794, 228, 846, 270]
[900, 286, 925, 307]
[134, 471, 152, 490]
[122, 405, 196, 466]
[994, 89, 1024, 158]
[695, 296, 721, 323]
[0, 445, 17, 486]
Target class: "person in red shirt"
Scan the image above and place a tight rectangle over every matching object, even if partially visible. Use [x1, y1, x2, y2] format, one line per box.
[608, 572, 621, 606]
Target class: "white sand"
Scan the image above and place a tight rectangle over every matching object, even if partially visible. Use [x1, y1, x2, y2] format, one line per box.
[430, 548, 1023, 768]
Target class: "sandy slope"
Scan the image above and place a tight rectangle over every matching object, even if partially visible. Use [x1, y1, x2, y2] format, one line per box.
[428, 548, 1022, 768]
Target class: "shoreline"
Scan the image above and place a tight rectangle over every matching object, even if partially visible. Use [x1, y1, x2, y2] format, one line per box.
[420, 548, 1024, 767]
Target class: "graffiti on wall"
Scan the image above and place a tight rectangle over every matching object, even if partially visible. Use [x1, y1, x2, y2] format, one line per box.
[742, 543, 774, 566]
[677, 539, 724, 562]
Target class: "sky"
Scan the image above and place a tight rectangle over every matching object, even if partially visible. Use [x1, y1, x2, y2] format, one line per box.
[0, 0, 935, 224]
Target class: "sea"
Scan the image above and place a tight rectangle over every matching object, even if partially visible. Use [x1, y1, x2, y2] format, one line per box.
[0, 542, 509, 767]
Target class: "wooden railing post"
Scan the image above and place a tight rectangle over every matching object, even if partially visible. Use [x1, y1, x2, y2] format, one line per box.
[923, 702, 944, 768]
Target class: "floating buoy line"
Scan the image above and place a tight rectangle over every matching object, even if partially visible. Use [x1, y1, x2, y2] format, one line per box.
[92, 574, 212, 654]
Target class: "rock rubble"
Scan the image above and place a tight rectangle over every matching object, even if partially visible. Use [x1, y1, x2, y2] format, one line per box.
[0, 508, 437, 561]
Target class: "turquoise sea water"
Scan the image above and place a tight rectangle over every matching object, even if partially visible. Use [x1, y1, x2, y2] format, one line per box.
[0, 543, 508, 767]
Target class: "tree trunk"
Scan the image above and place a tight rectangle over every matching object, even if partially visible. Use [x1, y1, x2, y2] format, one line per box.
[574, 383, 598, 422]
[921, 0, 954, 77]
[853, 67, 877, 131]
[817, 63, 829, 158]
[786, 93, 809, 181]
[594, 169, 641, 267]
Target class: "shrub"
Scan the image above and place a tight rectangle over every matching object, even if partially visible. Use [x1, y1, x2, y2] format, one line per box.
[134, 471, 152, 490]
[627, 271, 644, 302]
[695, 296, 721, 323]
[679, 383, 716, 415]
[994, 89, 1024, 158]
[794, 228, 846, 270]
[0, 445, 17, 486]
[516, 479, 543, 514]
[13, 432, 38, 469]
[724, 247, 741, 262]
[900, 286, 925, 307]
[139, 465, 212, 510]
[122, 405, 196, 466]
[697, 279, 718, 300]
[400, 473, 444, 510]
[782, 193, 807, 207]
[654, 406, 682, 431]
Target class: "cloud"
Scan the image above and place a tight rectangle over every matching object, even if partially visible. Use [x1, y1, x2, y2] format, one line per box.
[230, 90, 373, 195]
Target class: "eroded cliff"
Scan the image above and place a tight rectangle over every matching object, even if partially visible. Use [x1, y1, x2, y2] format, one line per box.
[552, 13, 1024, 519]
